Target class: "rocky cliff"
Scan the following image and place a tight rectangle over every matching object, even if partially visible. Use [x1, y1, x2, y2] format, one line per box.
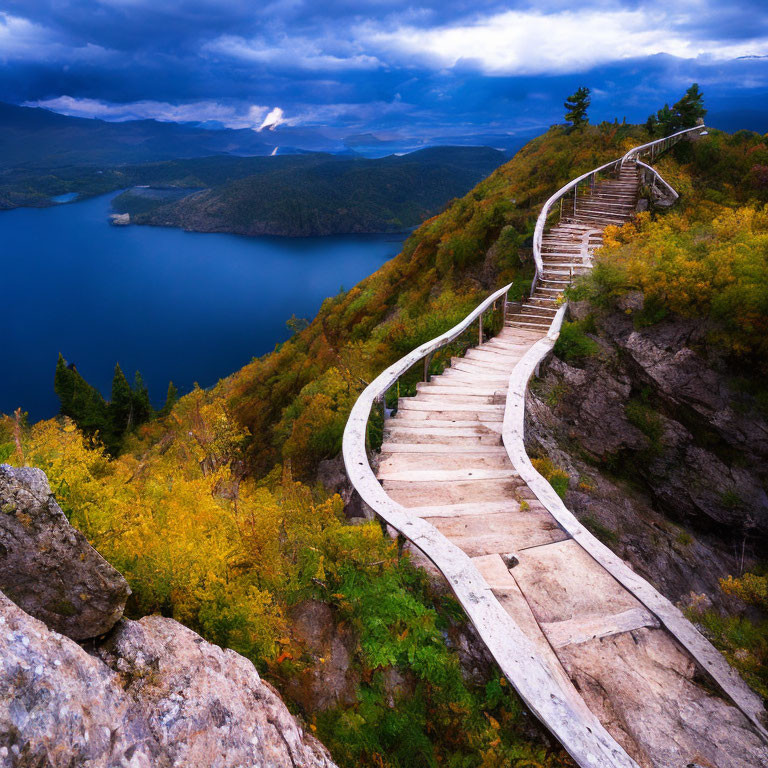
[0, 465, 337, 768]
[525, 298, 768, 611]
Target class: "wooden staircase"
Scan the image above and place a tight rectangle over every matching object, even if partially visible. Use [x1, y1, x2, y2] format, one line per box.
[374, 161, 768, 767]
[378, 329, 768, 767]
[508, 164, 639, 331]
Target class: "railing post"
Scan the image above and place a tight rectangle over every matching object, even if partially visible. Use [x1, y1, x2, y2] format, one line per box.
[423, 353, 432, 382]
[478, 312, 483, 346]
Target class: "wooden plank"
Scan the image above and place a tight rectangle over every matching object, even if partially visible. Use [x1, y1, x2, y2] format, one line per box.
[397, 399, 505, 413]
[377, 451, 510, 472]
[541, 607, 660, 649]
[472, 555, 599, 722]
[511, 538, 645, 625]
[431, 509, 567, 553]
[389, 416, 503, 430]
[382, 477, 532, 507]
[376, 467, 519, 483]
[380, 443, 508, 455]
[407, 500, 525, 517]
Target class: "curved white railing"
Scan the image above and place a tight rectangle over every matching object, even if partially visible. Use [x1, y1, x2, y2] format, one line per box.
[502, 319, 768, 746]
[621, 123, 706, 165]
[531, 158, 622, 294]
[637, 160, 679, 201]
[506, 125, 768, 744]
[530, 123, 707, 296]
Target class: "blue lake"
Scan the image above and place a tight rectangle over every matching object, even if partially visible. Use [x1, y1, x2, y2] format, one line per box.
[2, 193, 405, 421]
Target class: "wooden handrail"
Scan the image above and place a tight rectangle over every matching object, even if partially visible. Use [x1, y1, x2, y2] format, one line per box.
[621, 124, 706, 165]
[636, 160, 679, 201]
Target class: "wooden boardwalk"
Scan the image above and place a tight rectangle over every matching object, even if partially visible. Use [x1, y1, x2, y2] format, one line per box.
[376, 165, 768, 767]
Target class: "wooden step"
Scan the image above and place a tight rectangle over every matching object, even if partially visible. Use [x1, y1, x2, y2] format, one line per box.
[383, 478, 535, 506]
[398, 398, 505, 413]
[388, 415, 503, 430]
[380, 443, 509, 455]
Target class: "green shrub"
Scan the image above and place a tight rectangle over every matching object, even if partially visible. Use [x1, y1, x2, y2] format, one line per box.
[553, 320, 599, 363]
[531, 457, 570, 498]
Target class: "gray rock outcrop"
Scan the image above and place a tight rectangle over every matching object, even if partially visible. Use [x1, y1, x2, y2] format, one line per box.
[0, 465, 130, 640]
[0, 591, 337, 768]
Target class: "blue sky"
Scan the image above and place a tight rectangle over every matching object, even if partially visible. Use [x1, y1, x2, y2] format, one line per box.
[1, 0, 768, 139]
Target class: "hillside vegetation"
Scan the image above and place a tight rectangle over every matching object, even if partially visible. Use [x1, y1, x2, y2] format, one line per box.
[0, 144, 506, 237]
[123, 146, 508, 236]
[5, 122, 768, 765]
[572, 129, 768, 369]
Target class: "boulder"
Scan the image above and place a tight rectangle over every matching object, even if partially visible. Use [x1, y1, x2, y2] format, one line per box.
[0, 590, 338, 768]
[0, 465, 130, 640]
[98, 615, 337, 768]
[0, 590, 159, 767]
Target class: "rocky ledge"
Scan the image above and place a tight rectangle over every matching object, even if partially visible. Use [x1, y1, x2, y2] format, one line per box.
[0, 464, 337, 768]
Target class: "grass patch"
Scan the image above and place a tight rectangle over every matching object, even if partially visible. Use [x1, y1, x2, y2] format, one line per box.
[553, 319, 599, 364]
[545, 381, 569, 408]
[685, 606, 768, 701]
[581, 514, 619, 545]
[625, 395, 664, 456]
[531, 457, 570, 498]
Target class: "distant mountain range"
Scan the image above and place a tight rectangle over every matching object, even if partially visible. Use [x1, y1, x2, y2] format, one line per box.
[0, 101, 532, 166]
[0, 101, 508, 235]
[0, 102, 282, 168]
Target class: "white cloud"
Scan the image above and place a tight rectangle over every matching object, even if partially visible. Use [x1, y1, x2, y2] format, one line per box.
[25, 96, 274, 129]
[203, 34, 381, 71]
[358, 8, 768, 75]
[259, 107, 286, 130]
[24, 95, 419, 133]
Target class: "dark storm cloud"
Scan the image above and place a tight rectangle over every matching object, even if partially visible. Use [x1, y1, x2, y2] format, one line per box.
[1, 0, 767, 137]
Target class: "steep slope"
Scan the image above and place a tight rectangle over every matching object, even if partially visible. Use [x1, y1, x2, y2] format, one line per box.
[353, 130, 768, 767]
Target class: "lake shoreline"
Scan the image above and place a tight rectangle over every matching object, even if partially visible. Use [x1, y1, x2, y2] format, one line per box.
[2, 191, 405, 421]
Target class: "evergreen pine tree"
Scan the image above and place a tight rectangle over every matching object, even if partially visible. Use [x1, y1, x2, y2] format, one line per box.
[655, 104, 675, 136]
[54, 353, 75, 416]
[53, 354, 109, 439]
[109, 363, 134, 436]
[673, 83, 706, 128]
[646, 84, 706, 137]
[131, 371, 153, 426]
[159, 381, 179, 417]
[564, 86, 591, 128]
